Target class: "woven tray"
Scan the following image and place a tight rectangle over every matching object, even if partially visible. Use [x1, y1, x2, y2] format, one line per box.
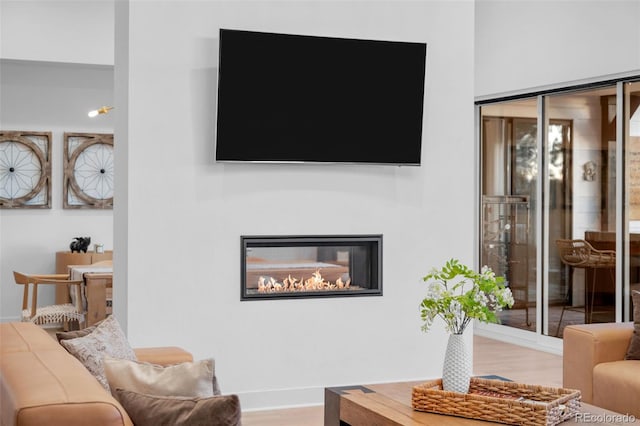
[412, 378, 581, 426]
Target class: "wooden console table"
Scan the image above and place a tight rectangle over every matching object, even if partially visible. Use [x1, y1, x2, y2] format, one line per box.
[68, 264, 113, 327]
[83, 273, 112, 327]
[324, 381, 636, 425]
[55, 250, 112, 304]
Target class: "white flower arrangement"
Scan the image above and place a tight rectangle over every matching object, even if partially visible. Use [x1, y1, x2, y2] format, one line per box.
[420, 258, 514, 335]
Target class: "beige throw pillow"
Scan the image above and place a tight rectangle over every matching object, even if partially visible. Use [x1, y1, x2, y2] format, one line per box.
[625, 290, 640, 360]
[104, 357, 221, 397]
[60, 315, 137, 390]
[114, 389, 241, 426]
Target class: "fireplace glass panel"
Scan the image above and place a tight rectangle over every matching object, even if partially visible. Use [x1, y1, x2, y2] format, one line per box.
[241, 235, 382, 300]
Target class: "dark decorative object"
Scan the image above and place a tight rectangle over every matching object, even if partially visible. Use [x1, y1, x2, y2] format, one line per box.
[70, 237, 91, 253]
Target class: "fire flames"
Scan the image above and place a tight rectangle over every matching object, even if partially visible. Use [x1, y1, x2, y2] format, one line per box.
[257, 269, 351, 293]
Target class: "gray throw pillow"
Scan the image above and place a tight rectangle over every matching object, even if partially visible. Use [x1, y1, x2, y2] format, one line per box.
[625, 290, 640, 360]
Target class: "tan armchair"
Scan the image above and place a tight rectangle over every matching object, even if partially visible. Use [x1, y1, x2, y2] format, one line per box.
[563, 322, 639, 416]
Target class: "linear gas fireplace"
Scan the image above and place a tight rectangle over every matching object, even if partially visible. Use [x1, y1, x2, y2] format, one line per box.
[241, 235, 382, 300]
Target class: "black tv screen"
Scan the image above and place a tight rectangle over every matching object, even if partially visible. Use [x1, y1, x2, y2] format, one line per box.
[215, 29, 426, 165]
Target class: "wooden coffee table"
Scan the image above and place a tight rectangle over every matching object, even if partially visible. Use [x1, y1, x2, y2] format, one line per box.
[324, 381, 638, 425]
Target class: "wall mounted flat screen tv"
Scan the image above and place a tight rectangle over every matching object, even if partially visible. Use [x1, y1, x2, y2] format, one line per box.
[215, 29, 427, 165]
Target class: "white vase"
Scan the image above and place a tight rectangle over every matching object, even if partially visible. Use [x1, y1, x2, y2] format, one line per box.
[442, 333, 471, 393]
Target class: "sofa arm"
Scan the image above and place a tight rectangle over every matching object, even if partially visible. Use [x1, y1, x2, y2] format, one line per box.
[563, 322, 633, 403]
[134, 347, 193, 366]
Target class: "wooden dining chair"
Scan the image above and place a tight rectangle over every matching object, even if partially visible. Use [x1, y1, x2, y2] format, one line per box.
[13, 271, 85, 328]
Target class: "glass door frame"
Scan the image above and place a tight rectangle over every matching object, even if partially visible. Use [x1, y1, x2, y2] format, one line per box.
[475, 75, 640, 346]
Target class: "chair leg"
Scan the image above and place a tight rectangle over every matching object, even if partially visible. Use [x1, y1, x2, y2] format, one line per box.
[588, 268, 597, 324]
[555, 272, 572, 337]
[555, 305, 567, 337]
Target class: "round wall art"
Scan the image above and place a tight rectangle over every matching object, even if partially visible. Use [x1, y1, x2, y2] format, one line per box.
[64, 132, 114, 209]
[0, 131, 52, 209]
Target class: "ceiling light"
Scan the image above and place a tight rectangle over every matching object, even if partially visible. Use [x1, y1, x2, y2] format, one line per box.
[88, 106, 114, 118]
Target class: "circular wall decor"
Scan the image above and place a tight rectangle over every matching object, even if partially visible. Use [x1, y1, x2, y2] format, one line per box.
[64, 133, 114, 209]
[0, 131, 52, 209]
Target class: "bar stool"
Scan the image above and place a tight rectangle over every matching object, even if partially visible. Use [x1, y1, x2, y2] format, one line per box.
[555, 239, 615, 336]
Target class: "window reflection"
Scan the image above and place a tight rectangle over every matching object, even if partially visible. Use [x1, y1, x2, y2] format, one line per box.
[479, 81, 640, 337]
[481, 106, 538, 333]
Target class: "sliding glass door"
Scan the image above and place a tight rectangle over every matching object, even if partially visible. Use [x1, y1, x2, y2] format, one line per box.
[481, 104, 538, 332]
[625, 81, 640, 320]
[545, 88, 616, 337]
[479, 77, 639, 338]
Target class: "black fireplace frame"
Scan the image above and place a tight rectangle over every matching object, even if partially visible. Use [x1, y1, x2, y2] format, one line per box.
[240, 234, 383, 300]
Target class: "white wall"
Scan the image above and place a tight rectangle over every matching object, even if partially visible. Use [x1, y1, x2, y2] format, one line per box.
[116, 0, 476, 410]
[475, 0, 640, 97]
[0, 60, 115, 321]
[0, 0, 114, 65]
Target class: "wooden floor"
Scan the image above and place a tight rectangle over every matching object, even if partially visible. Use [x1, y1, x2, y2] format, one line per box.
[241, 334, 563, 425]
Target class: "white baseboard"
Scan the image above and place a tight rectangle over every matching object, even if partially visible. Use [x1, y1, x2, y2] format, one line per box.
[474, 323, 562, 356]
[0, 316, 21, 323]
[236, 386, 324, 412]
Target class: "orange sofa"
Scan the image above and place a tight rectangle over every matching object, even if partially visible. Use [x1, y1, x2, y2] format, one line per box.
[0, 322, 193, 426]
[563, 322, 639, 417]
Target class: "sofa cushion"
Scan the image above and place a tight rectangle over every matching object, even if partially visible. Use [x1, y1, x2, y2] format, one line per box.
[60, 316, 136, 391]
[0, 322, 61, 354]
[1, 348, 132, 426]
[593, 360, 640, 417]
[114, 389, 241, 426]
[103, 357, 220, 398]
[134, 346, 194, 365]
[625, 290, 640, 360]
